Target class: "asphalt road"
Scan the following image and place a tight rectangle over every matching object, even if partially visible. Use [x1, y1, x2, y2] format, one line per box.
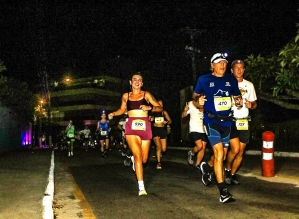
[54, 146, 299, 219]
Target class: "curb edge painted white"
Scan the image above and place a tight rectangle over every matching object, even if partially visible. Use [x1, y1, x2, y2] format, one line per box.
[167, 147, 299, 157]
[42, 150, 55, 219]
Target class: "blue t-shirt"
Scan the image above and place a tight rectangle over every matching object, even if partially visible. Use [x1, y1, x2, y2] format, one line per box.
[194, 73, 241, 127]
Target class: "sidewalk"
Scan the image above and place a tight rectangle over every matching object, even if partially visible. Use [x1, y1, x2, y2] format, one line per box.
[0, 146, 298, 219]
[0, 148, 52, 219]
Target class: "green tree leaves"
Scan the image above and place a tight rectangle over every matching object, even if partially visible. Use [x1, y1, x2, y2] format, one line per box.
[0, 62, 36, 124]
[244, 23, 299, 109]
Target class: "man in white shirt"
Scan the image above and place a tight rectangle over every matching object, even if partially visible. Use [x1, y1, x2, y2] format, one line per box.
[225, 60, 257, 185]
[81, 126, 91, 151]
[182, 100, 207, 170]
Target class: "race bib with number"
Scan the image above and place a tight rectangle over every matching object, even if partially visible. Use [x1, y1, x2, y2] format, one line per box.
[214, 96, 232, 111]
[132, 119, 146, 131]
[198, 113, 203, 126]
[155, 117, 164, 124]
[68, 134, 74, 138]
[236, 119, 249, 130]
[101, 131, 107, 136]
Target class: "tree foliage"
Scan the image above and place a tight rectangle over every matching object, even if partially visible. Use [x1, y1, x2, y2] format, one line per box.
[244, 23, 299, 110]
[0, 62, 36, 124]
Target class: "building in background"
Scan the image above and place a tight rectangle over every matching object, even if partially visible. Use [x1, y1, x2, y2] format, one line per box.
[39, 75, 123, 147]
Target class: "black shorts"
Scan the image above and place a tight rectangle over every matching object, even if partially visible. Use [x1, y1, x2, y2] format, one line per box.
[66, 137, 75, 142]
[98, 135, 109, 140]
[190, 132, 208, 143]
[152, 126, 168, 139]
[230, 122, 250, 144]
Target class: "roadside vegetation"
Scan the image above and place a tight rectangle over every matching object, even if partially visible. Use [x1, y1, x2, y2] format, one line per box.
[0, 61, 37, 125]
[245, 23, 299, 151]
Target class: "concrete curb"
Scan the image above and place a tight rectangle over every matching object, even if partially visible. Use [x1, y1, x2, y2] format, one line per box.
[42, 150, 55, 219]
[167, 147, 299, 158]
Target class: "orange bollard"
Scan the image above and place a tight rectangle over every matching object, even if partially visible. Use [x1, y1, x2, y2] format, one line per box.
[262, 131, 275, 177]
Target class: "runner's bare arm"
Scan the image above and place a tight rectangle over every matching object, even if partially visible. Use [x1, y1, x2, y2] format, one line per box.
[181, 102, 189, 118]
[146, 92, 162, 112]
[108, 93, 128, 119]
[163, 110, 172, 125]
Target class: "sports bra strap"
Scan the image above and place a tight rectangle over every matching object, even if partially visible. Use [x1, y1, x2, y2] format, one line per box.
[127, 91, 146, 100]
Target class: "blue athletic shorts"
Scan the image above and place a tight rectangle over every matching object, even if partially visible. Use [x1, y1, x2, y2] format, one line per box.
[204, 123, 231, 148]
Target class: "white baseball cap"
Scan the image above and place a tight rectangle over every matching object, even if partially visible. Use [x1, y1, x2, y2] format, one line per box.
[211, 53, 228, 63]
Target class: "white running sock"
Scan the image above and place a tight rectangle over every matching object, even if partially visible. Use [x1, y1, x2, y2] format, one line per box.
[138, 180, 145, 191]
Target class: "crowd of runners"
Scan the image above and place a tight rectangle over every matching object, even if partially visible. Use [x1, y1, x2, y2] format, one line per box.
[59, 53, 257, 204]
[108, 53, 257, 203]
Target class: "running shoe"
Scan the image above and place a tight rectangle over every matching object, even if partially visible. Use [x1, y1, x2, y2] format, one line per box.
[224, 169, 232, 185]
[131, 156, 135, 171]
[231, 174, 240, 185]
[124, 155, 131, 166]
[194, 164, 200, 170]
[187, 150, 194, 165]
[138, 190, 147, 196]
[219, 188, 235, 203]
[121, 149, 126, 157]
[200, 162, 212, 186]
[156, 162, 162, 169]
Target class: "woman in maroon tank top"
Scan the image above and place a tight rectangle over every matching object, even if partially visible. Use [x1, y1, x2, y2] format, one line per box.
[108, 72, 162, 196]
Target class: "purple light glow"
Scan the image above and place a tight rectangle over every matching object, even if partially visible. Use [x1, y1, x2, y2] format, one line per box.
[22, 124, 32, 146]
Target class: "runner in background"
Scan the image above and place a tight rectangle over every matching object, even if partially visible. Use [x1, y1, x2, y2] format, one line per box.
[97, 111, 111, 158]
[65, 120, 75, 157]
[150, 99, 172, 169]
[80, 126, 91, 151]
[181, 100, 207, 169]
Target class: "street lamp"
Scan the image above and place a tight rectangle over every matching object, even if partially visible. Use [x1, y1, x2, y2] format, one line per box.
[54, 77, 72, 87]
[34, 99, 46, 147]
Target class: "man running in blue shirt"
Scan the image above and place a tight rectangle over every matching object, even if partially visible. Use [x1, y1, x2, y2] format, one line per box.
[193, 53, 242, 203]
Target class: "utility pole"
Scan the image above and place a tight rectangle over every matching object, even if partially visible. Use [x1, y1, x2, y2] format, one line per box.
[35, 0, 52, 148]
[178, 27, 205, 143]
[179, 27, 205, 84]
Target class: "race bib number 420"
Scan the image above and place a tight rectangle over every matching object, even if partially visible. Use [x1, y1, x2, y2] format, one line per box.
[214, 96, 232, 111]
[155, 117, 164, 124]
[132, 119, 146, 131]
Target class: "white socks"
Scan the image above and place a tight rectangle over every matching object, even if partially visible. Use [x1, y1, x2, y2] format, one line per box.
[138, 180, 145, 191]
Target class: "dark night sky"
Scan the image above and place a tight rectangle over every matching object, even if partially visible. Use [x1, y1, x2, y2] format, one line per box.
[0, 1, 298, 88]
